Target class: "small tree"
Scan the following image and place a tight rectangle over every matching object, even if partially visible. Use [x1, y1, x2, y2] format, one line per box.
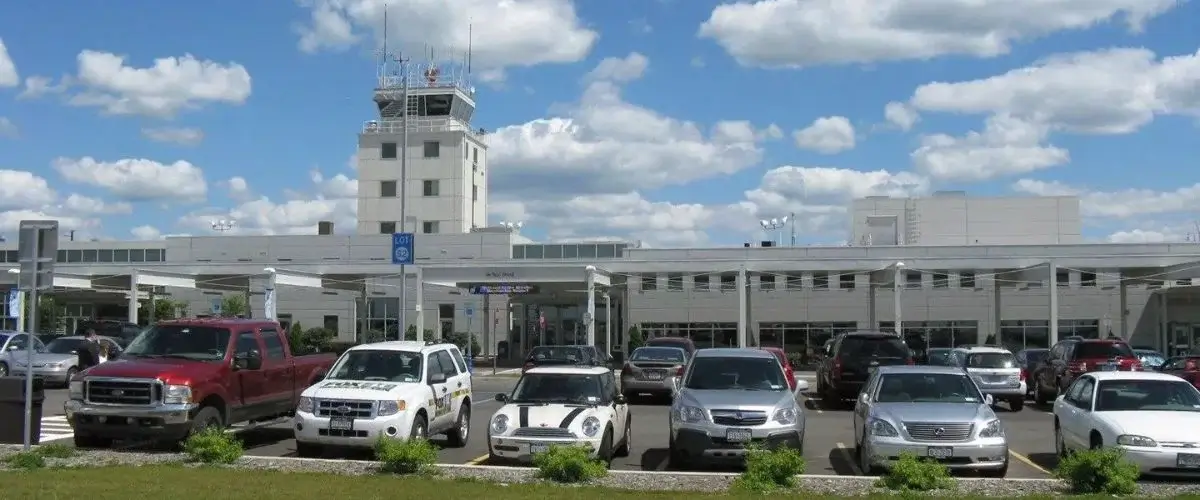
[444, 331, 481, 356]
[627, 326, 645, 350]
[37, 296, 63, 333]
[152, 299, 184, 321]
[221, 294, 248, 318]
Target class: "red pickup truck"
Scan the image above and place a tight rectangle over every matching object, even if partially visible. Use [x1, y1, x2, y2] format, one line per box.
[65, 317, 336, 448]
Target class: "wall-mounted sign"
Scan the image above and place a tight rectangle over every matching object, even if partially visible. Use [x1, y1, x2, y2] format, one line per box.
[485, 271, 518, 279]
[470, 284, 538, 295]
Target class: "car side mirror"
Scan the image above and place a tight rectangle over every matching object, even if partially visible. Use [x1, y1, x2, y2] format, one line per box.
[233, 350, 262, 370]
[794, 380, 809, 393]
[984, 394, 994, 406]
[614, 394, 627, 405]
[428, 372, 447, 385]
[494, 393, 507, 403]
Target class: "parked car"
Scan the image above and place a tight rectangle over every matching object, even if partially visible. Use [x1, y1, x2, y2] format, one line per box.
[1053, 371, 1200, 477]
[1158, 356, 1200, 389]
[65, 318, 337, 448]
[293, 341, 472, 456]
[1015, 348, 1050, 396]
[1033, 337, 1142, 405]
[1134, 349, 1167, 371]
[9, 335, 123, 386]
[0, 331, 45, 377]
[817, 331, 914, 406]
[853, 365, 1008, 477]
[621, 346, 687, 401]
[760, 346, 798, 391]
[645, 336, 697, 359]
[668, 348, 807, 467]
[76, 320, 142, 348]
[924, 347, 955, 366]
[522, 345, 600, 372]
[490, 365, 630, 465]
[951, 346, 1025, 411]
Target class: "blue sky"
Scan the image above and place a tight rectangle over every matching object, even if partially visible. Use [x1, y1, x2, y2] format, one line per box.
[1, 0, 1199, 247]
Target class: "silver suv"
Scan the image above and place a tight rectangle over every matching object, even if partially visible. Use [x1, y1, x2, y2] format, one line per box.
[668, 348, 806, 467]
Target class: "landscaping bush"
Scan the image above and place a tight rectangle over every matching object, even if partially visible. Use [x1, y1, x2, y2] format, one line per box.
[3, 451, 46, 469]
[183, 427, 244, 464]
[444, 331, 481, 356]
[1054, 446, 1139, 495]
[875, 452, 954, 491]
[374, 437, 438, 474]
[36, 443, 76, 459]
[627, 327, 644, 350]
[732, 447, 806, 493]
[532, 445, 608, 483]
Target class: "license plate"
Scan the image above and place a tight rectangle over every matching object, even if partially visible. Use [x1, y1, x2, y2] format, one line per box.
[329, 416, 354, 431]
[726, 428, 753, 443]
[1178, 453, 1200, 468]
[646, 372, 663, 380]
[927, 447, 953, 459]
[1102, 364, 1117, 371]
[530, 444, 549, 454]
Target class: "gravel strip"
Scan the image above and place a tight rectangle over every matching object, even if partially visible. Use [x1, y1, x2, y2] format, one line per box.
[3, 446, 1200, 496]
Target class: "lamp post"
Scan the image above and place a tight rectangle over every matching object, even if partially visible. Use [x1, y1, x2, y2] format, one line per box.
[893, 261, 906, 336]
[211, 219, 236, 233]
[499, 221, 524, 232]
[758, 214, 794, 246]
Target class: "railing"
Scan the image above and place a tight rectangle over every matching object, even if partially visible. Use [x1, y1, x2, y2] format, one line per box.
[362, 118, 485, 137]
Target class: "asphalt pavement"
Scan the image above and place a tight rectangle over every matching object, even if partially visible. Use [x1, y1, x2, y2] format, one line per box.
[33, 375, 1063, 478]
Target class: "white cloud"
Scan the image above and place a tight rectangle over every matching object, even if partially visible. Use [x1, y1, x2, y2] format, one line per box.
[0, 210, 95, 234]
[1013, 178, 1200, 218]
[0, 169, 57, 210]
[745, 166, 929, 216]
[62, 194, 133, 215]
[501, 192, 719, 247]
[295, 0, 597, 73]
[583, 53, 648, 83]
[142, 127, 205, 146]
[1107, 228, 1184, 243]
[130, 225, 162, 240]
[67, 50, 252, 117]
[793, 116, 856, 154]
[18, 75, 70, 99]
[53, 157, 208, 202]
[883, 101, 919, 131]
[0, 38, 17, 87]
[310, 170, 358, 198]
[0, 117, 16, 138]
[226, 176, 253, 202]
[911, 114, 1069, 181]
[178, 174, 357, 236]
[698, 0, 1182, 68]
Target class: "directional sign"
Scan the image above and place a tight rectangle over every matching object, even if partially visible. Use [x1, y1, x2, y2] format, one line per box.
[7, 290, 19, 319]
[211, 298, 223, 315]
[18, 220, 58, 292]
[391, 232, 414, 265]
[464, 304, 474, 318]
[470, 284, 538, 295]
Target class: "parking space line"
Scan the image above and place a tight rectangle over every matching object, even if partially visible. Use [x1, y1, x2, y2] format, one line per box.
[466, 454, 488, 465]
[1009, 450, 1052, 476]
[834, 442, 862, 475]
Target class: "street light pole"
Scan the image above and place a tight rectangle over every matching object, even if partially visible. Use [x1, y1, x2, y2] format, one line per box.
[893, 262, 906, 335]
[397, 53, 411, 340]
[759, 215, 790, 246]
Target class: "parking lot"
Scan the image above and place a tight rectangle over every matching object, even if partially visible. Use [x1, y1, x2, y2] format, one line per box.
[35, 374, 1061, 478]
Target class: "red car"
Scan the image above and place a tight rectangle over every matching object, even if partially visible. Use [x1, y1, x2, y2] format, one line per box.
[761, 347, 796, 391]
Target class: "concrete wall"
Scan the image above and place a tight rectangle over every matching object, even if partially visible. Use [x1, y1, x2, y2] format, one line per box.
[357, 129, 478, 235]
[850, 195, 1082, 246]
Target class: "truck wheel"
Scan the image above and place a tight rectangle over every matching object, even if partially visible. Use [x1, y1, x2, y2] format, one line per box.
[0, 362, 8, 377]
[445, 404, 470, 447]
[410, 414, 428, 440]
[189, 406, 224, 437]
[1009, 398, 1024, 412]
[73, 433, 112, 449]
[295, 442, 322, 458]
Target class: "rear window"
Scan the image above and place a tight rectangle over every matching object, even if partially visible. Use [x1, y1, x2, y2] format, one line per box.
[1075, 342, 1135, 359]
[630, 347, 685, 362]
[840, 337, 909, 358]
[965, 352, 1017, 368]
[647, 338, 691, 352]
[1023, 350, 1049, 364]
[528, 346, 583, 361]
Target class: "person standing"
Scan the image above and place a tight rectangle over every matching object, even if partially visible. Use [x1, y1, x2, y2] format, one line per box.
[77, 328, 102, 372]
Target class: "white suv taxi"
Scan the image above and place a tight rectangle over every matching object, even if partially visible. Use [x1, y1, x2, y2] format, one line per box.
[488, 366, 630, 465]
[293, 341, 473, 456]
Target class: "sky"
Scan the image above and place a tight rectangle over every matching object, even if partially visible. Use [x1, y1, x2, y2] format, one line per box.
[1, 0, 1199, 248]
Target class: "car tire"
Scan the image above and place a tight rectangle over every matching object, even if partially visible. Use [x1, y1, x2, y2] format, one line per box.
[614, 418, 631, 457]
[599, 427, 614, 467]
[189, 406, 224, 436]
[0, 362, 7, 377]
[858, 439, 882, 475]
[295, 442, 322, 458]
[445, 403, 470, 447]
[63, 368, 78, 388]
[1034, 378, 1049, 405]
[1009, 398, 1024, 412]
[1055, 422, 1068, 458]
[668, 435, 688, 469]
[410, 414, 429, 440]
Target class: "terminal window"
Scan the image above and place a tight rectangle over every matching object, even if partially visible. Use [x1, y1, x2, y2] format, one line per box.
[380, 180, 397, 197]
[759, 274, 776, 290]
[905, 270, 923, 289]
[423, 141, 440, 158]
[1056, 270, 1071, 287]
[784, 273, 802, 290]
[959, 271, 976, 288]
[812, 272, 829, 289]
[720, 273, 737, 290]
[667, 273, 683, 291]
[423, 180, 440, 196]
[694, 274, 710, 290]
[931, 271, 949, 288]
[422, 221, 439, 234]
[381, 142, 398, 159]
[380, 222, 396, 234]
[839, 273, 856, 289]
[641, 274, 657, 291]
[1080, 270, 1097, 287]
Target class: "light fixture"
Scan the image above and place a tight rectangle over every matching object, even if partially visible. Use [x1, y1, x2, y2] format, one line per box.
[499, 221, 524, 231]
[211, 219, 237, 232]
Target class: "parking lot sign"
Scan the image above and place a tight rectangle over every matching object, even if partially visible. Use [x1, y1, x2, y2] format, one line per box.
[392, 232, 414, 265]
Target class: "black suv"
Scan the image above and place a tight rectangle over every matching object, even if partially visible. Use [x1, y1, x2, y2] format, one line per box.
[817, 331, 914, 405]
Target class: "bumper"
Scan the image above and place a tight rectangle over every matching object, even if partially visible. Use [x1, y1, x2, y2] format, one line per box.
[65, 399, 199, 440]
[620, 376, 674, 394]
[978, 383, 1026, 398]
[10, 368, 71, 384]
[1122, 447, 1200, 477]
[293, 411, 414, 448]
[831, 380, 865, 398]
[489, 434, 602, 463]
[863, 437, 1009, 471]
[670, 422, 804, 463]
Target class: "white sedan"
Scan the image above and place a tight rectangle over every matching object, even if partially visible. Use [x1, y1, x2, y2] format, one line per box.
[1053, 371, 1200, 477]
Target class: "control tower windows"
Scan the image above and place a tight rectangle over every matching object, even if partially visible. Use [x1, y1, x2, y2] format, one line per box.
[381, 142, 398, 159]
[380, 180, 397, 197]
[423, 140, 440, 158]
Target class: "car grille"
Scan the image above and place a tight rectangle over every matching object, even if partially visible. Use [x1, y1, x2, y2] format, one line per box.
[512, 427, 575, 438]
[711, 410, 768, 426]
[315, 400, 375, 418]
[86, 379, 158, 406]
[903, 422, 974, 441]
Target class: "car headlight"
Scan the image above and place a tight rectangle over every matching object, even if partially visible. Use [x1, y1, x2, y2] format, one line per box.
[868, 418, 899, 437]
[581, 416, 601, 437]
[163, 384, 192, 405]
[1117, 434, 1157, 447]
[68, 381, 83, 400]
[378, 400, 406, 416]
[491, 414, 509, 434]
[773, 407, 799, 425]
[674, 405, 706, 423]
[297, 397, 314, 413]
[979, 419, 1005, 438]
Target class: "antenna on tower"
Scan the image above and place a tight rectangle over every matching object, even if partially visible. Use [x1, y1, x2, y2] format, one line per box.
[467, 23, 473, 75]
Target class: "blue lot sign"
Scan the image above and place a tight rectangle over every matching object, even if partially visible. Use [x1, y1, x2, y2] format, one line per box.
[392, 232, 414, 265]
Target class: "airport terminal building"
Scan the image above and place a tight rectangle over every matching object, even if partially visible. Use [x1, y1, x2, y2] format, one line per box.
[4, 64, 1199, 360]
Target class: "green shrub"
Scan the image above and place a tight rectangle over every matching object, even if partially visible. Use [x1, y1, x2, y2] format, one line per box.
[36, 443, 76, 458]
[532, 445, 608, 483]
[875, 452, 954, 491]
[627, 327, 644, 350]
[732, 447, 807, 493]
[443, 331, 481, 356]
[374, 437, 438, 474]
[3, 451, 46, 469]
[1054, 446, 1139, 495]
[183, 427, 243, 464]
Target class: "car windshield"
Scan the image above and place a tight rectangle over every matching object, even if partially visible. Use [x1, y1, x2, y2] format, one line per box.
[875, 373, 983, 404]
[1076, 342, 1135, 358]
[965, 352, 1017, 369]
[631, 347, 685, 363]
[328, 350, 422, 383]
[511, 373, 602, 404]
[842, 337, 908, 358]
[528, 346, 583, 362]
[685, 356, 787, 391]
[122, 325, 231, 361]
[1094, 380, 1200, 412]
[45, 338, 86, 354]
[1135, 351, 1165, 366]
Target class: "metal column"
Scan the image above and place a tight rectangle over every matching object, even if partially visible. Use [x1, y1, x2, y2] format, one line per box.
[414, 267, 424, 342]
[1048, 262, 1059, 346]
[737, 266, 748, 348]
[585, 265, 596, 346]
[128, 270, 139, 325]
[1118, 281, 1128, 339]
[867, 285, 877, 329]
